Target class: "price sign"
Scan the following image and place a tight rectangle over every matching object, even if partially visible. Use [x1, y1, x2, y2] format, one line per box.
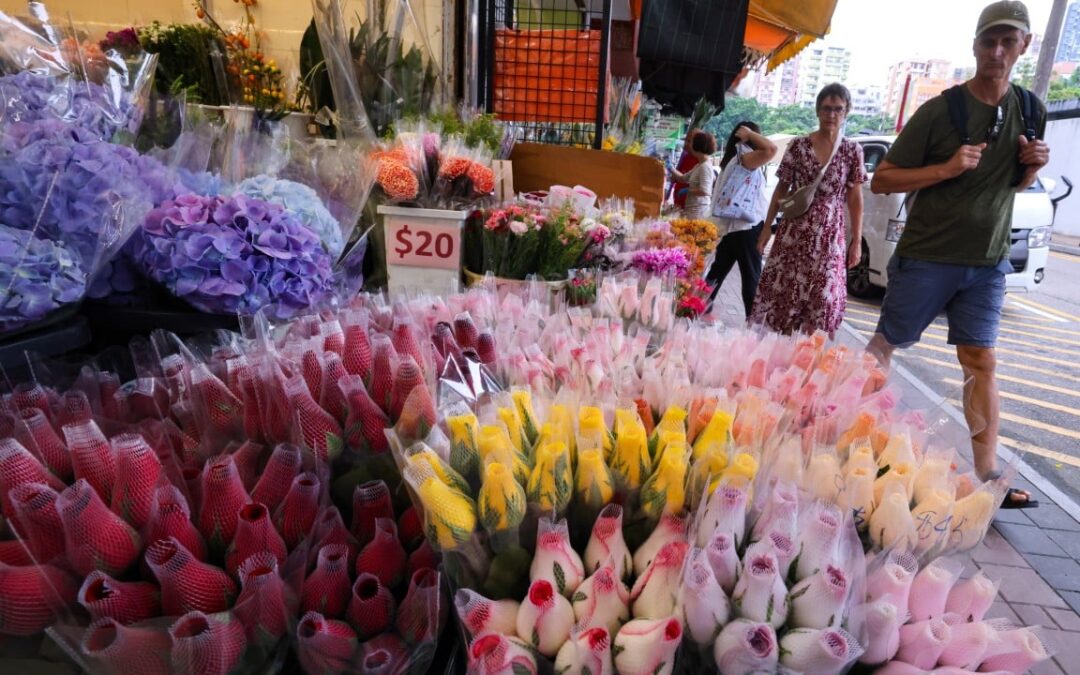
[386, 220, 461, 271]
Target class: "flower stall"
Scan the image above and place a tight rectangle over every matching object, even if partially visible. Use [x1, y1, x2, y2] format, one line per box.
[0, 2, 1060, 675]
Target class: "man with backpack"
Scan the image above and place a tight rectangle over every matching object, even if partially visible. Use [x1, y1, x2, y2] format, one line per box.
[867, 1, 1049, 508]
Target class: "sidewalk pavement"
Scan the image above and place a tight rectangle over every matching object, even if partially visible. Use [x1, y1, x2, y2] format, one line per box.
[1051, 230, 1080, 256]
[710, 276, 1080, 674]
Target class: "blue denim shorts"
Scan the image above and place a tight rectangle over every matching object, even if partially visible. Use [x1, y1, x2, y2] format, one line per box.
[876, 255, 1013, 348]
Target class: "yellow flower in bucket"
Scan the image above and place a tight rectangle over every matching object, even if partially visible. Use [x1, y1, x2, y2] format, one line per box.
[692, 408, 733, 461]
[478, 461, 526, 534]
[609, 419, 651, 491]
[578, 406, 613, 456]
[478, 423, 530, 486]
[722, 452, 758, 491]
[528, 440, 573, 514]
[688, 445, 729, 508]
[548, 404, 576, 457]
[405, 444, 471, 495]
[656, 405, 688, 435]
[575, 448, 615, 509]
[497, 405, 526, 454]
[404, 462, 477, 551]
[447, 411, 480, 480]
[654, 428, 687, 462]
[512, 389, 540, 446]
[639, 447, 688, 519]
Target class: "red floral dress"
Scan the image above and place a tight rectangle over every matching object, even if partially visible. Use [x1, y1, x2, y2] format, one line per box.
[750, 136, 866, 337]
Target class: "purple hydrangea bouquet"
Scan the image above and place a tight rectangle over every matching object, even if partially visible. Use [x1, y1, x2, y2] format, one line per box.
[234, 175, 345, 258]
[0, 118, 165, 272]
[0, 224, 85, 332]
[0, 116, 175, 328]
[130, 192, 336, 319]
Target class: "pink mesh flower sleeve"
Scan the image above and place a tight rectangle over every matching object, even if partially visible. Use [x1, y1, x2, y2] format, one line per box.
[301, 544, 353, 619]
[168, 610, 247, 675]
[347, 573, 396, 640]
[197, 454, 252, 556]
[56, 479, 142, 577]
[355, 517, 407, 589]
[81, 617, 172, 675]
[145, 537, 237, 615]
[297, 611, 357, 675]
[111, 433, 162, 530]
[251, 443, 303, 511]
[78, 570, 161, 625]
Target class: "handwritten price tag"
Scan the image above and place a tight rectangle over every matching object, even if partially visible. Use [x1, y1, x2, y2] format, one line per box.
[386, 220, 461, 271]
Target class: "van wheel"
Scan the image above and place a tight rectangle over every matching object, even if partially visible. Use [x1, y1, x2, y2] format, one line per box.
[847, 241, 879, 299]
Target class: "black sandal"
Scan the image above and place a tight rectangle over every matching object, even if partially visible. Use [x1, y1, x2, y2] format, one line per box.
[1001, 487, 1039, 510]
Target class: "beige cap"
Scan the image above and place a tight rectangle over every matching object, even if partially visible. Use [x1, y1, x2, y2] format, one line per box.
[977, 1, 1031, 36]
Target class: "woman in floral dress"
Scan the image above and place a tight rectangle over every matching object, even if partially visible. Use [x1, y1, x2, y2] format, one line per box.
[751, 83, 866, 338]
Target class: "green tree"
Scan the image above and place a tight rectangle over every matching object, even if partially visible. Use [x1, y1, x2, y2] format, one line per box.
[1013, 58, 1036, 89]
[698, 98, 897, 147]
[1046, 68, 1080, 102]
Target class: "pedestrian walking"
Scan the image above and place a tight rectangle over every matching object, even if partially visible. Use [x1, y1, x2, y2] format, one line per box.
[750, 83, 866, 338]
[867, 1, 1050, 508]
[705, 121, 777, 317]
[667, 130, 718, 221]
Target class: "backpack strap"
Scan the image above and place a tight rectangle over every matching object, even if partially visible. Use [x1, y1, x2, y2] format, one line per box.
[943, 85, 971, 145]
[1012, 84, 1039, 140]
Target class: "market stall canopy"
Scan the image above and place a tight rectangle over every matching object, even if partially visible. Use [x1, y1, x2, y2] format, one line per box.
[746, 0, 840, 71]
[748, 0, 839, 38]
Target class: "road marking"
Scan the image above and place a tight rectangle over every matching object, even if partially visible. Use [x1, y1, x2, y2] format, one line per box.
[986, 324, 1080, 348]
[948, 399, 1080, 441]
[1008, 296, 1080, 323]
[1005, 299, 1068, 323]
[844, 316, 1080, 369]
[943, 378, 1080, 417]
[999, 437, 1080, 469]
[913, 353, 1080, 388]
[846, 302, 1077, 337]
[1050, 251, 1078, 262]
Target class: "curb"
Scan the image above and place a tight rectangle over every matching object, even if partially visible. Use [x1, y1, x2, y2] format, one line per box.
[837, 321, 1080, 524]
[1049, 242, 1080, 256]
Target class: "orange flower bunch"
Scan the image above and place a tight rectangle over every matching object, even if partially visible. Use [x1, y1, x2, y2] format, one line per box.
[669, 218, 718, 278]
[59, 37, 109, 84]
[376, 156, 420, 201]
[642, 218, 718, 279]
[193, 0, 287, 113]
[467, 163, 495, 195]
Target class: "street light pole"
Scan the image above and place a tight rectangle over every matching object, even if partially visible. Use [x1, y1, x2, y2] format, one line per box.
[1033, 0, 1069, 100]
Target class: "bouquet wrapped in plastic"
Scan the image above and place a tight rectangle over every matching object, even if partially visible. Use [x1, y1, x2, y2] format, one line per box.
[0, 306, 448, 674]
[124, 113, 377, 318]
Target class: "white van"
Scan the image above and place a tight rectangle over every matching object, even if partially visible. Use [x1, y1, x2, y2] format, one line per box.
[762, 135, 1067, 297]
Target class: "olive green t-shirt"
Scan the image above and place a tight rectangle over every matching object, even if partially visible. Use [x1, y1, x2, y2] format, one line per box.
[884, 85, 1046, 266]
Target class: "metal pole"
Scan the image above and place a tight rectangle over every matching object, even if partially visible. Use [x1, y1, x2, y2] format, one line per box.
[1033, 0, 1069, 100]
[593, 0, 612, 149]
[896, 73, 912, 133]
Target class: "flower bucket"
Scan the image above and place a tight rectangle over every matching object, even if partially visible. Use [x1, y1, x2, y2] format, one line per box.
[379, 205, 471, 297]
[462, 266, 570, 295]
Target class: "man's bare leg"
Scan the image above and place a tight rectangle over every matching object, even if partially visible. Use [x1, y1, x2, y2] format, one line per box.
[866, 333, 897, 370]
[956, 345, 1000, 479]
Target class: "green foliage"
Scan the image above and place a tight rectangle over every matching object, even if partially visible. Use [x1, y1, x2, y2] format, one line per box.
[398, 108, 506, 155]
[300, 6, 438, 137]
[701, 96, 896, 142]
[137, 22, 228, 106]
[298, 20, 334, 121]
[1047, 68, 1080, 102]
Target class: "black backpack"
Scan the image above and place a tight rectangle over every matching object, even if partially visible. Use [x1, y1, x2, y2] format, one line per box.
[942, 83, 1041, 187]
[942, 83, 1041, 143]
